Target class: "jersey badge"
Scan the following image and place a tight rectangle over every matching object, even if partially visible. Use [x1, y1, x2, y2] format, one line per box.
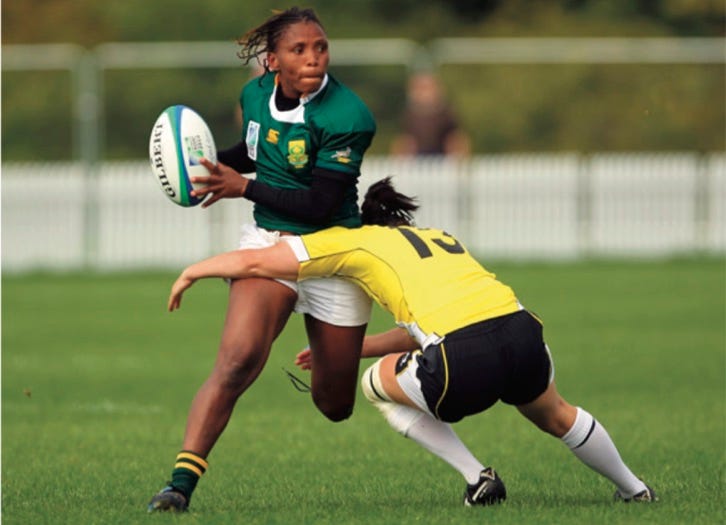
[266, 129, 280, 145]
[287, 139, 309, 169]
[184, 135, 204, 166]
[246, 121, 260, 161]
[331, 147, 352, 164]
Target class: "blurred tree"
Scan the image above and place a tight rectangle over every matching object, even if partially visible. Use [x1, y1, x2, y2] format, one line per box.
[1, 0, 724, 160]
[1, 72, 74, 159]
[438, 0, 503, 19]
[561, 0, 725, 35]
[2, 0, 118, 45]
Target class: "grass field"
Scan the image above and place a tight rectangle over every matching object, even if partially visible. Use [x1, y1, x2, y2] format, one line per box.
[2, 259, 724, 524]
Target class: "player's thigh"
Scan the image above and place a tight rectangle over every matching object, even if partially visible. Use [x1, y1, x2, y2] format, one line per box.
[295, 276, 372, 327]
[376, 352, 424, 411]
[305, 315, 366, 398]
[217, 277, 297, 364]
[298, 275, 371, 398]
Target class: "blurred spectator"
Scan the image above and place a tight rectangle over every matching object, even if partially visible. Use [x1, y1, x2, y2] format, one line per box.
[390, 71, 471, 157]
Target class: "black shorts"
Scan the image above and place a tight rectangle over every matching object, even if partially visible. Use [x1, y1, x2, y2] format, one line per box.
[400, 310, 552, 423]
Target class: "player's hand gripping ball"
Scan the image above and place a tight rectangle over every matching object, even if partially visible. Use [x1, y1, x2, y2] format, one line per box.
[149, 105, 217, 207]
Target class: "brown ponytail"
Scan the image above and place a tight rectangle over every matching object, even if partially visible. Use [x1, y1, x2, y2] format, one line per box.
[361, 177, 419, 227]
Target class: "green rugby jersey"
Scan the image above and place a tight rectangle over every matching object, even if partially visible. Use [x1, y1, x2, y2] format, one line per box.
[240, 72, 376, 234]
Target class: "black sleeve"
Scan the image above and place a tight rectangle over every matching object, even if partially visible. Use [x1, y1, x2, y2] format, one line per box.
[244, 167, 350, 224]
[217, 141, 256, 173]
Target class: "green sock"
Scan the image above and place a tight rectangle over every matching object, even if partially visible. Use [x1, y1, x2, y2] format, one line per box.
[170, 450, 208, 501]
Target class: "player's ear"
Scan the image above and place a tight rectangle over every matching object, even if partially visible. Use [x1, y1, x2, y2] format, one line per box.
[267, 52, 279, 72]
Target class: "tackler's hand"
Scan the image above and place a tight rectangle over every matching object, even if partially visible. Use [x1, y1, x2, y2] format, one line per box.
[168, 270, 196, 312]
[294, 347, 313, 370]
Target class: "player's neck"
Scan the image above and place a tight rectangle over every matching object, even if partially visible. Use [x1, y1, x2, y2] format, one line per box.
[275, 84, 300, 111]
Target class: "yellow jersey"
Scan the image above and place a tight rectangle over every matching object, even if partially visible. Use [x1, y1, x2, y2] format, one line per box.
[285, 226, 521, 348]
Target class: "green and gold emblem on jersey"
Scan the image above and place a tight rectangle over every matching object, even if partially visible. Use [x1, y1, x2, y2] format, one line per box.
[287, 139, 309, 169]
[331, 147, 352, 164]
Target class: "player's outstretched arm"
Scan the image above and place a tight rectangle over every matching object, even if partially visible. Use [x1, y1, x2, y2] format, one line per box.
[167, 242, 300, 311]
[293, 327, 418, 370]
[362, 328, 419, 357]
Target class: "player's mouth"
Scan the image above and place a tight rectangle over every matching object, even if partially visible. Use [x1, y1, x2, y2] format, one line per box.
[298, 75, 324, 89]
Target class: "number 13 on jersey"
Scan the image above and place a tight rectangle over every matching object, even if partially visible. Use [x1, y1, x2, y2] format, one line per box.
[397, 227, 465, 259]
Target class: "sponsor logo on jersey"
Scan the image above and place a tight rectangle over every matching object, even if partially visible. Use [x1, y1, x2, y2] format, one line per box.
[331, 147, 352, 164]
[287, 139, 308, 169]
[266, 129, 280, 145]
[246, 121, 260, 161]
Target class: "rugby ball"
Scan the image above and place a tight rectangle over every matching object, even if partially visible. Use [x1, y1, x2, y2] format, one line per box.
[149, 105, 217, 207]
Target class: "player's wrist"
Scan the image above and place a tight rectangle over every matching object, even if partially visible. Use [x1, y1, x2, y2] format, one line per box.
[241, 178, 254, 198]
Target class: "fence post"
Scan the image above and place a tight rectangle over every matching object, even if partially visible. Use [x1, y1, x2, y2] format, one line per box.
[694, 154, 710, 253]
[75, 50, 101, 269]
[576, 154, 592, 258]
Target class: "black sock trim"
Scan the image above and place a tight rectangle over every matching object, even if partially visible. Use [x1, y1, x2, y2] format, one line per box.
[573, 419, 597, 449]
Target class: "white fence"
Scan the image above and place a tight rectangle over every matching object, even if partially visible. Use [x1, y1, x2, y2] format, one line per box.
[2, 153, 724, 272]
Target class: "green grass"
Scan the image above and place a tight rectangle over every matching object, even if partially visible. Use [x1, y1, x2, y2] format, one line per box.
[2, 259, 725, 524]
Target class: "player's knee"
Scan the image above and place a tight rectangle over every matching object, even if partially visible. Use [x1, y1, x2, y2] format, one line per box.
[312, 393, 353, 422]
[361, 360, 423, 436]
[361, 360, 390, 405]
[520, 394, 576, 438]
[213, 362, 255, 395]
[213, 343, 267, 394]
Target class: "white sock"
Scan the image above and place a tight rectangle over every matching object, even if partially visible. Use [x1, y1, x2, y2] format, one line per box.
[387, 404, 484, 485]
[362, 363, 484, 485]
[561, 407, 647, 497]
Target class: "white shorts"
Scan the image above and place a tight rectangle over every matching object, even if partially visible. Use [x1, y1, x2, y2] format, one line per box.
[237, 224, 372, 326]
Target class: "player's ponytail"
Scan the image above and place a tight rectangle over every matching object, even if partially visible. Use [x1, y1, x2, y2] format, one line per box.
[361, 177, 419, 227]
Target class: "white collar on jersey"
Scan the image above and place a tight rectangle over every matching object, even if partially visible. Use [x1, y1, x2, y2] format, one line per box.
[269, 74, 329, 124]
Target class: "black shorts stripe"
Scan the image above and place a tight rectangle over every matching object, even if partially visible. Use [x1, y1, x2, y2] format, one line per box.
[433, 344, 450, 420]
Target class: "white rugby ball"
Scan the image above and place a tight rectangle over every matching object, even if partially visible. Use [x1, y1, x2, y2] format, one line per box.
[149, 105, 217, 207]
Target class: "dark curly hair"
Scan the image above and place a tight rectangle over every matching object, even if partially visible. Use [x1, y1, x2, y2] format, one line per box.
[361, 177, 419, 227]
[236, 7, 324, 71]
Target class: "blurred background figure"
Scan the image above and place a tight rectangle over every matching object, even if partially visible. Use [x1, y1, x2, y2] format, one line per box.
[390, 70, 471, 157]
